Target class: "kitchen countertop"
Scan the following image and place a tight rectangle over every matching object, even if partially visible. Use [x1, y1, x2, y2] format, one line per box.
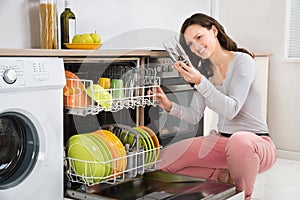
[0, 48, 167, 57]
[0, 48, 270, 58]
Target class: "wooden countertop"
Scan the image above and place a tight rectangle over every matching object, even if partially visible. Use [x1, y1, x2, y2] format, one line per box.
[0, 48, 270, 58]
[0, 48, 167, 57]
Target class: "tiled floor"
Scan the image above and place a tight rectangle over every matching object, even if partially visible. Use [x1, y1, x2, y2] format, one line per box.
[253, 158, 300, 200]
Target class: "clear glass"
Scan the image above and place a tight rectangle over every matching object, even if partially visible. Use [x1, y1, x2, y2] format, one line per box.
[39, 0, 58, 49]
[162, 36, 190, 65]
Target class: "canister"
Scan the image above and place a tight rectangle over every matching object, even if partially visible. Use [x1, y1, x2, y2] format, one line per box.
[39, 0, 58, 49]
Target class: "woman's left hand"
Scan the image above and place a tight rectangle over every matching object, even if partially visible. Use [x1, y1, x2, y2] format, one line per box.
[174, 61, 202, 85]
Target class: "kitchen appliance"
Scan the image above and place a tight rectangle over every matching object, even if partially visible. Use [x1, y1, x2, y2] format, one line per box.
[62, 56, 165, 195]
[0, 57, 65, 200]
[61, 52, 243, 200]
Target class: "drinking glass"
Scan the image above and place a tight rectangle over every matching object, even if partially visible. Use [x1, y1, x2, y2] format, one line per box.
[162, 36, 190, 65]
[110, 79, 125, 99]
[98, 77, 111, 90]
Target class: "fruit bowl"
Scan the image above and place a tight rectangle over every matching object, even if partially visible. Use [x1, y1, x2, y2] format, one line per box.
[64, 43, 102, 50]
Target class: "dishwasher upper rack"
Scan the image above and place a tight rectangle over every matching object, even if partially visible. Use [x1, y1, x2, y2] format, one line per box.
[63, 75, 160, 116]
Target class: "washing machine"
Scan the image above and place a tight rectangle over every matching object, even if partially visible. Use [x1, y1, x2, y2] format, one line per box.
[0, 57, 65, 200]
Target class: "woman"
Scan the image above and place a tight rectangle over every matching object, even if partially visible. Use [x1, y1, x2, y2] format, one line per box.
[152, 13, 276, 200]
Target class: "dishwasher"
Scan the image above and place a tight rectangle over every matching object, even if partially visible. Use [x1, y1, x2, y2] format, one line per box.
[62, 55, 242, 200]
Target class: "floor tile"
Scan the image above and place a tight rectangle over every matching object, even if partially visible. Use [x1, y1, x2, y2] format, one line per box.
[253, 158, 300, 200]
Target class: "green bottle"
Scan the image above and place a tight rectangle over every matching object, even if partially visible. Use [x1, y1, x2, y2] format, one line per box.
[60, 0, 76, 49]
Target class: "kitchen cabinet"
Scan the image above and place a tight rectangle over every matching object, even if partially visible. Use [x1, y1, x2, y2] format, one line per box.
[203, 54, 270, 136]
[254, 55, 270, 120]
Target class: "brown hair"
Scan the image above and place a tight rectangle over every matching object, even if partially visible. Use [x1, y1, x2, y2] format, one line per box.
[179, 13, 253, 78]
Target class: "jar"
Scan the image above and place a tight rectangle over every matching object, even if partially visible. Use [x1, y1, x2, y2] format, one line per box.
[39, 0, 58, 49]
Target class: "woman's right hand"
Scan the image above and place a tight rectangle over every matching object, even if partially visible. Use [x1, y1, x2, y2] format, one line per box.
[148, 86, 173, 112]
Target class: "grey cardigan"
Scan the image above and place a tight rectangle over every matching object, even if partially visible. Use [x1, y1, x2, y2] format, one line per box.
[168, 52, 268, 135]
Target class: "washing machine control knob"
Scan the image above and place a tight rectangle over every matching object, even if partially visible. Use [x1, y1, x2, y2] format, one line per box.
[3, 68, 17, 84]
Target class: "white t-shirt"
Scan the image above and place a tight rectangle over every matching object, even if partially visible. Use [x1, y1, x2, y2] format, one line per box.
[168, 52, 268, 134]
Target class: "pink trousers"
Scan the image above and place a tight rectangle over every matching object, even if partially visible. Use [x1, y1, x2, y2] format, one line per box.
[157, 131, 277, 200]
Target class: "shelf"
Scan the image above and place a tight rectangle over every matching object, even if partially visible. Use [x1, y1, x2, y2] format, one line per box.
[64, 76, 160, 115]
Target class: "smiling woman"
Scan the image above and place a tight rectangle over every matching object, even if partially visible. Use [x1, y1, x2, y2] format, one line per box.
[154, 13, 276, 200]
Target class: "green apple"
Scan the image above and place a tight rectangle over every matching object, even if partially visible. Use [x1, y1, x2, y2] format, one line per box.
[72, 34, 81, 43]
[78, 34, 94, 44]
[90, 33, 101, 43]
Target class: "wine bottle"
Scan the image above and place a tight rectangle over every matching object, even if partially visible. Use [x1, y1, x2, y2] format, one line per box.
[60, 0, 76, 49]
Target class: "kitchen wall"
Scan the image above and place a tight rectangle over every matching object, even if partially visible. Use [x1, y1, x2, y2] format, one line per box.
[218, 0, 300, 160]
[71, 0, 214, 49]
[0, 0, 213, 49]
[1, 0, 299, 159]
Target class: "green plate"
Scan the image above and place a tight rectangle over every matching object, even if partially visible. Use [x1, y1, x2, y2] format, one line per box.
[87, 134, 113, 182]
[121, 130, 147, 151]
[93, 132, 120, 173]
[134, 127, 155, 164]
[67, 134, 107, 181]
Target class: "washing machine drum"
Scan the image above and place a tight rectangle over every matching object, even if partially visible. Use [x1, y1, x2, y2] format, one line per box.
[0, 113, 39, 189]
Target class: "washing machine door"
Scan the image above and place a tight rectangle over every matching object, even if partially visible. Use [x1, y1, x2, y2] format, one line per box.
[0, 112, 39, 189]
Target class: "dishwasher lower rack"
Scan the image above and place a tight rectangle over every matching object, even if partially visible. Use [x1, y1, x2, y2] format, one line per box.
[64, 76, 160, 116]
[64, 146, 162, 190]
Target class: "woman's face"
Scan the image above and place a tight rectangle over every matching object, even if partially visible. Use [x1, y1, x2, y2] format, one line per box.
[184, 24, 218, 59]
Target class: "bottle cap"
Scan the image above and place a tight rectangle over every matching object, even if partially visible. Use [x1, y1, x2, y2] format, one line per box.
[65, 0, 71, 8]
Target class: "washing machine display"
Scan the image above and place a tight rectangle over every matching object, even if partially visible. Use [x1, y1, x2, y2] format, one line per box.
[0, 57, 65, 200]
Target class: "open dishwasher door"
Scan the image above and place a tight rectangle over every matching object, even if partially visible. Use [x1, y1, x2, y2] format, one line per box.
[66, 171, 243, 200]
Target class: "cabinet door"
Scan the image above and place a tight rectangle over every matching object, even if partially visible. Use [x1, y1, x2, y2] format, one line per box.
[254, 56, 269, 120]
[203, 107, 218, 136]
[203, 56, 269, 136]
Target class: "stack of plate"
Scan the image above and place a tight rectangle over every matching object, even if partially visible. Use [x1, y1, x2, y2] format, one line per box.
[138, 126, 160, 161]
[66, 130, 126, 184]
[93, 130, 127, 173]
[108, 124, 160, 166]
[66, 125, 160, 184]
